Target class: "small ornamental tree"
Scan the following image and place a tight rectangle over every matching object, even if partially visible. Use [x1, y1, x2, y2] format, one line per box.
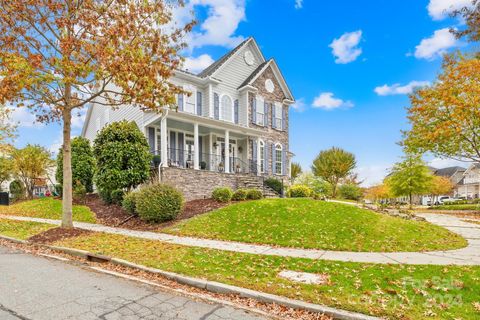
[56, 137, 95, 193]
[312, 147, 356, 198]
[290, 162, 302, 183]
[430, 176, 454, 204]
[11, 145, 53, 199]
[385, 154, 433, 207]
[0, 1, 193, 227]
[0, 156, 13, 191]
[365, 184, 392, 203]
[93, 121, 151, 200]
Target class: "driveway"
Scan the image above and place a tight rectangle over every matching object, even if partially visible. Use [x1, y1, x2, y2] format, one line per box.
[0, 245, 265, 320]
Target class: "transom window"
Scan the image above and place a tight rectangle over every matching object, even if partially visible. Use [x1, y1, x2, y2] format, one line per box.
[221, 94, 233, 122]
[256, 98, 265, 126]
[275, 144, 282, 175]
[259, 140, 265, 173]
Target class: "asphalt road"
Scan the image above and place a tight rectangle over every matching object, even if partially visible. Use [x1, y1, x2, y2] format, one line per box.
[0, 245, 266, 320]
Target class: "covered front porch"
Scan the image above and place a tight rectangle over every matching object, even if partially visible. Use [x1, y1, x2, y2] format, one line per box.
[146, 114, 260, 175]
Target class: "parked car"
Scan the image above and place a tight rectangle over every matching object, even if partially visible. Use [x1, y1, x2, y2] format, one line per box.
[435, 196, 462, 205]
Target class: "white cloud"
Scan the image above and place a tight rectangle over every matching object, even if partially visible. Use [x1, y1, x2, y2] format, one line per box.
[183, 54, 215, 73]
[427, 157, 468, 169]
[374, 80, 430, 96]
[178, 0, 246, 49]
[295, 0, 303, 9]
[329, 30, 363, 64]
[9, 107, 43, 128]
[291, 98, 306, 112]
[312, 92, 353, 110]
[414, 28, 458, 60]
[427, 0, 472, 20]
[71, 108, 87, 129]
[356, 164, 391, 187]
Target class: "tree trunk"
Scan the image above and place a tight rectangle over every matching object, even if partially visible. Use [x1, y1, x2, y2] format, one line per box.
[61, 87, 73, 228]
[409, 192, 413, 209]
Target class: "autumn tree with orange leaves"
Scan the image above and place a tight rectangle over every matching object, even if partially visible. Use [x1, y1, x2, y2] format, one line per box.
[0, 1, 193, 227]
[402, 54, 480, 163]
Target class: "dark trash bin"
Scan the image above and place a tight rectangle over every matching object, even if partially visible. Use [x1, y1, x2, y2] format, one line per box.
[0, 192, 9, 206]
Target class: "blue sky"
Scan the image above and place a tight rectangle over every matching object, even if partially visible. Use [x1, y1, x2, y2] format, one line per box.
[10, 0, 474, 185]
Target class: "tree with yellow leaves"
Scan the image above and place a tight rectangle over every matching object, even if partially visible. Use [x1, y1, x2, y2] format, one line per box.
[429, 176, 454, 205]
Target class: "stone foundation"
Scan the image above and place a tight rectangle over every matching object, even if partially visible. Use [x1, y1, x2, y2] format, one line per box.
[160, 167, 247, 201]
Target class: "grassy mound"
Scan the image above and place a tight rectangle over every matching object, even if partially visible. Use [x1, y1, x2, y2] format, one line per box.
[0, 218, 54, 240]
[164, 198, 466, 252]
[0, 198, 96, 223]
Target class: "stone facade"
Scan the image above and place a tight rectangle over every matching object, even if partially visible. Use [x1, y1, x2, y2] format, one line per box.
[248, 65, 290, 178]
[161, 167, 241, 201]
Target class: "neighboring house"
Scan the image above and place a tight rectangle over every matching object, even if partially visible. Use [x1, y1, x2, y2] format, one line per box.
[82, 37, 295, 200]
[456, 163, 480, 199]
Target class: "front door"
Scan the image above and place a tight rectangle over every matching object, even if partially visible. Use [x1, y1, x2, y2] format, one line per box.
[217, 141, 236, 173]
[185, 139, 194, 168]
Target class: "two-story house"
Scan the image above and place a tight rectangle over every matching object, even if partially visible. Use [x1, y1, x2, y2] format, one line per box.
[456, 163, 480, 199]
[82, 37, 295, 200]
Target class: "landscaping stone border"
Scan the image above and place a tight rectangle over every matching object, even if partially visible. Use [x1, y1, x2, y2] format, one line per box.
[0, 234, 379, 320]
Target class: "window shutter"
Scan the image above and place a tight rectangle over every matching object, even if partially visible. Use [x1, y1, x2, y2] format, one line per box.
[252, 98, 257, 124]
[178, 132, 184, 166]
[263, 142, 268, 174]
[271, 103, 276, 129]
[234, 99, 239, 124]
[264, 102, 269, 127]
[271, 143, 276, 174]
[148, 127, 155, 153]
[169, 131, 176, 162]
[197, 91, 202, 116]
[252, 140, 257, 163]
[282, 106, 286, 131]
[214, 93, 220, 120]
[282, 144, 287, 176]
[178, 94, 184, 111]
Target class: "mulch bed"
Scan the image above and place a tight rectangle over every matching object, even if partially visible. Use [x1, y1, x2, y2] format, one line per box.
[28, 227, 92, 244]
[81, 194, 228, 232]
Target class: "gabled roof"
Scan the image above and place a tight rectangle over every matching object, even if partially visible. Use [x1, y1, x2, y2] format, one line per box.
[198, 37, 254, 78]
[434, 166, 466, 178]
[238, 59, 295, 102]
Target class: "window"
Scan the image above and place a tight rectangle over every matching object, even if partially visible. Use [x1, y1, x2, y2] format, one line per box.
[221, 94, 233, 122]
[274, 103, 283, 129]
[259, 140, 265, 173]
[256, 98, 265, 126]
[275, 144, 282, 175]
[184, 85, 196, 114]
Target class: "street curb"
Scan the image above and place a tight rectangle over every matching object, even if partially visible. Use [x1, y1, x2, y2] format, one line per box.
[0, 235, 379, 320]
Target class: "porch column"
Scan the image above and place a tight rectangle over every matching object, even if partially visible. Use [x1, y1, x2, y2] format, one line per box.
[194, 123, 199, 170]
[160, 115, 168, 167]
[225, 130, 230, 173]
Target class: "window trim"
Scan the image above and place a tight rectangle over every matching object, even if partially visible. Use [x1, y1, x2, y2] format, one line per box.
[220, 93, 234, 123]
[259, 139, 265, 173]
[183, 84, 197, 115]
[275, 143, 282, 175]
[274, 103, 283, 130]
[255, 97, 265, 126]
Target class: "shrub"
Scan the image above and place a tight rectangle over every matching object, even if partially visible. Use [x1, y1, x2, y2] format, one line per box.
[264, 178, 283, 195]
[94, 121, 151, 197]
[73, 181, 87, 203]
[287, 185, 312, 198]
[136, 184, 184, 223]
[339, 183, 363, 201]
[122, 192, 138, 215]
[232, 189, 248, 201]
[111, 189, 125, 205]
[99, 188, 112, 205]
[54, 184, 63, 197]
[56, 137, 95, 193]
[212, 187, 233, 202]
[246, 189, 263, 200]
[9, 180, 25, 201]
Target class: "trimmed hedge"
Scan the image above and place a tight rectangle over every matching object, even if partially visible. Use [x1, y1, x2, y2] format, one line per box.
[246, 189, 263, 200]
[287, 185, 312, 198]
[136, 184, 184, 223]
[232, 189, 248, 201]
[212, 187, 233, 202]
[264, 178, 283, 195]
[111, 189, 125, 205]
[122, 191, 138, 215]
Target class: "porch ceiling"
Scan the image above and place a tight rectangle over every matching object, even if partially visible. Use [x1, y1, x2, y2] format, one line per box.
[154, 118, 253, 138]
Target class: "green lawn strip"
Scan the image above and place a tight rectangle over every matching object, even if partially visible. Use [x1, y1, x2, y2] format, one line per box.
[55, 232, 480, 320]
[0, 198, 96, 223]
[464, 220, 480, 225]
[0, 218, 55, 240]
[431, 204, 480, 211]
[164, 199, 466, 252]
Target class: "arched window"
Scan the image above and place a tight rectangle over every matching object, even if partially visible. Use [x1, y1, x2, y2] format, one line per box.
[220, 94, 233, 122]
[275, 144, 282, 175]
[259, 140, 265, 173]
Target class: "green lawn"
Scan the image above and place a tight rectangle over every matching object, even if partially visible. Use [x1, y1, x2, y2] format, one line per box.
[56, 232, 480, 320]
[164, 198, 466, 252]
[0, 198, 96, 223]
[431, 204, 480, 211]
[0, 218, 54, 240]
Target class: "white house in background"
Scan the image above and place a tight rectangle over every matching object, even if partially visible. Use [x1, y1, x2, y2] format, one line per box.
[81, 37, 295, 200]
[456, 163, 480, 199]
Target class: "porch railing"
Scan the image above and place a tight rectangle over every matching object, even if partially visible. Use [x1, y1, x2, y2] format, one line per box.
[151, 148, 258, 175]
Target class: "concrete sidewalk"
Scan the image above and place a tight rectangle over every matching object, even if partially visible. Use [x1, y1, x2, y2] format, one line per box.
[1, 213, 479, 265]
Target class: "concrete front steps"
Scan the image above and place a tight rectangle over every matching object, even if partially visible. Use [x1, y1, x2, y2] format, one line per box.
[236, 176, 280, 198]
